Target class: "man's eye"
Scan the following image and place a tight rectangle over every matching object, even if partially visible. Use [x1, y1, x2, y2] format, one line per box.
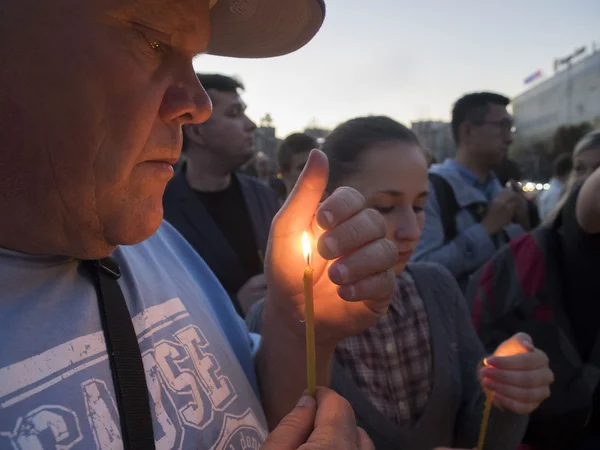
[148, 40, 172, 54]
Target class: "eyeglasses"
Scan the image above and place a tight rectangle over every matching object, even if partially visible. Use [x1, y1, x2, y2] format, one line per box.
[479, 120, 516, 134]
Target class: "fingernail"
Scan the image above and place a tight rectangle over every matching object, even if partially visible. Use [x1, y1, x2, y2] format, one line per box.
[324, 237, 339, 256]
[319, 209, 334, 228]
[519, 336, 534, 351]
[486, 357, 498, 367]
[331, 263, 348, 283]
[296, 395, 316, 408]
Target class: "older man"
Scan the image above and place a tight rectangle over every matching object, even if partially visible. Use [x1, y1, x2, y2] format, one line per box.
[0, 0, 400, 449]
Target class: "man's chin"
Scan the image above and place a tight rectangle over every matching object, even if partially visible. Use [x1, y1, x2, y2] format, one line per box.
[105, 208, 164, 249]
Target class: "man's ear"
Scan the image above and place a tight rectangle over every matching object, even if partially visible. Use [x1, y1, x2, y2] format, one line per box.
[459, 122, 472, 143]
[183, 124, 205, 148]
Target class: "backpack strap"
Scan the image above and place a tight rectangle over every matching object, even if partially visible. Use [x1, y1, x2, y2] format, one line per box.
[430, 173, 490, 245]
[429, 173, 459, 244]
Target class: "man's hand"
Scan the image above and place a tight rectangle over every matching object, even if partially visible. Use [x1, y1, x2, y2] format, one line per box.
[265, 149, 397, 348]
[508, 180, 531, 230]
[263, 388, 374, 450]
[237, 274, 267, 315]
[481, 188, 519, 235]
[479, 332, 554, 414]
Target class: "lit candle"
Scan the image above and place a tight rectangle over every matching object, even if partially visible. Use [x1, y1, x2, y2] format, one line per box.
[302, 231, 316, 398]
[478, 339, 532, 450]
[477, 360, 494, 450]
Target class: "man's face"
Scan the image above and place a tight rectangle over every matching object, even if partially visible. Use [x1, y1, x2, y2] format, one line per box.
[0, 0, 212, 257]
[467, 104, 514, 169]
[196, 90, 257, 170]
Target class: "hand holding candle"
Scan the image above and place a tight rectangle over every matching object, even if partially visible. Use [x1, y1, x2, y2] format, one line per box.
[264, 150, 397, 346]
[258, 149, 398, 429]
[477, 332, 554, 449]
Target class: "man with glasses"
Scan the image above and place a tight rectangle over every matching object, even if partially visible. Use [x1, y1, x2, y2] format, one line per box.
[412, 92, 527, 290]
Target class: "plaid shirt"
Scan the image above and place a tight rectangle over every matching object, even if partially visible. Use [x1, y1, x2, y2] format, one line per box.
[335, 271, 433, 427]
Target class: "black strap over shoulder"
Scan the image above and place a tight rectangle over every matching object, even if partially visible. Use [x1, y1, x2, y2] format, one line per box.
[430, 173, 488, 244]
[81, 258, 155, 450]
[429, 173, 459, 244]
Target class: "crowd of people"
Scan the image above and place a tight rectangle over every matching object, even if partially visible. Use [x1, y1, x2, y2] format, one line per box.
[0, 0, 598, 449]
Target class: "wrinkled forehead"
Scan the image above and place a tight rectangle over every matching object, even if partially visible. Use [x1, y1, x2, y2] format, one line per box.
[104, 0, 210, 32]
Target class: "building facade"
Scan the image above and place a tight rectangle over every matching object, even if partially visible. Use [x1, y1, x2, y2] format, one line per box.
[513, 50, 600, 148]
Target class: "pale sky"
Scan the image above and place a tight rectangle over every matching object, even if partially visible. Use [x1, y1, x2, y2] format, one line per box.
[194, 0, 599, 138]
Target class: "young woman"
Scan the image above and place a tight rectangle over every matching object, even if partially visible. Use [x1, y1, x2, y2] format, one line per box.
[247, 116, 553, 450]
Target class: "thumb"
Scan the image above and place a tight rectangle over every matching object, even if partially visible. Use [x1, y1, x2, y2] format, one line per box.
[263, 395, 317, 450]
[273, 149, 329, 236]
[494, 332, 534, 357]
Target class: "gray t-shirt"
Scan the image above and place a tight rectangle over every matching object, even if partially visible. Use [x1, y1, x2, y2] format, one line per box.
[0, 222, 267, 449]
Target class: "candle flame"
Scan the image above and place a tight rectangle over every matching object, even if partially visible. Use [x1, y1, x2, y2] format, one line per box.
[302, 231, 312, 266]
[493, 337, 530, 358]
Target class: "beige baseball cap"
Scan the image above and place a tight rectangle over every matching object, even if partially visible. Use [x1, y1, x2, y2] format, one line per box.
[207, 0, 325, 58]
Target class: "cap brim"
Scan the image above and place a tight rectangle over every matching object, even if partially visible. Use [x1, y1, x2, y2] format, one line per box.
[207, 0, 325, 58]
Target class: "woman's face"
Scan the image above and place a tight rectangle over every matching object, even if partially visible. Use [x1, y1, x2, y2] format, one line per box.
[573, 146, 600, 184]
[341, 141, 429, 275]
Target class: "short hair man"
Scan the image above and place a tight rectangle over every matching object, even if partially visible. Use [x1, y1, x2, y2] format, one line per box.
[0, 0, 397, 448]
[278, 132, 318, 196]
[164, 73, 279, 317]
[413, 92, 527, 290]
[539, 153, 573, 220]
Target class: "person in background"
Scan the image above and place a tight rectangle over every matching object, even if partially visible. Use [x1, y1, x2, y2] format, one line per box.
[495, 158, 541, 229]
[539, 153, 572, 220]
[467, 164, 600, 450]
[423, 147, 437, 167]
[571, 129, 600, 185]
[542, 129, 600, 224]
[278, 132, 318, 197]
[412, 92, 527, 290]
[163, 74, 279, 317]
[247, 116, 553, 450]
[252, 151, 288, 201]
[254, 152, 272, 185]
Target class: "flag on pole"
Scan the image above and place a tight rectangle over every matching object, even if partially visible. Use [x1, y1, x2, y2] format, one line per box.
[524, 70, 543, 84]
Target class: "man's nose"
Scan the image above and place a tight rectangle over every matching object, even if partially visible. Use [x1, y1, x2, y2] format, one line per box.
[159, 68, 212, 126]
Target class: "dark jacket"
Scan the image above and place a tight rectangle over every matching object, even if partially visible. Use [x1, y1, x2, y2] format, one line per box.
[163, 165, 280, 312]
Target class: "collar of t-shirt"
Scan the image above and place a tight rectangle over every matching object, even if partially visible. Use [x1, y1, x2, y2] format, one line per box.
[447, 159, 498, 202]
